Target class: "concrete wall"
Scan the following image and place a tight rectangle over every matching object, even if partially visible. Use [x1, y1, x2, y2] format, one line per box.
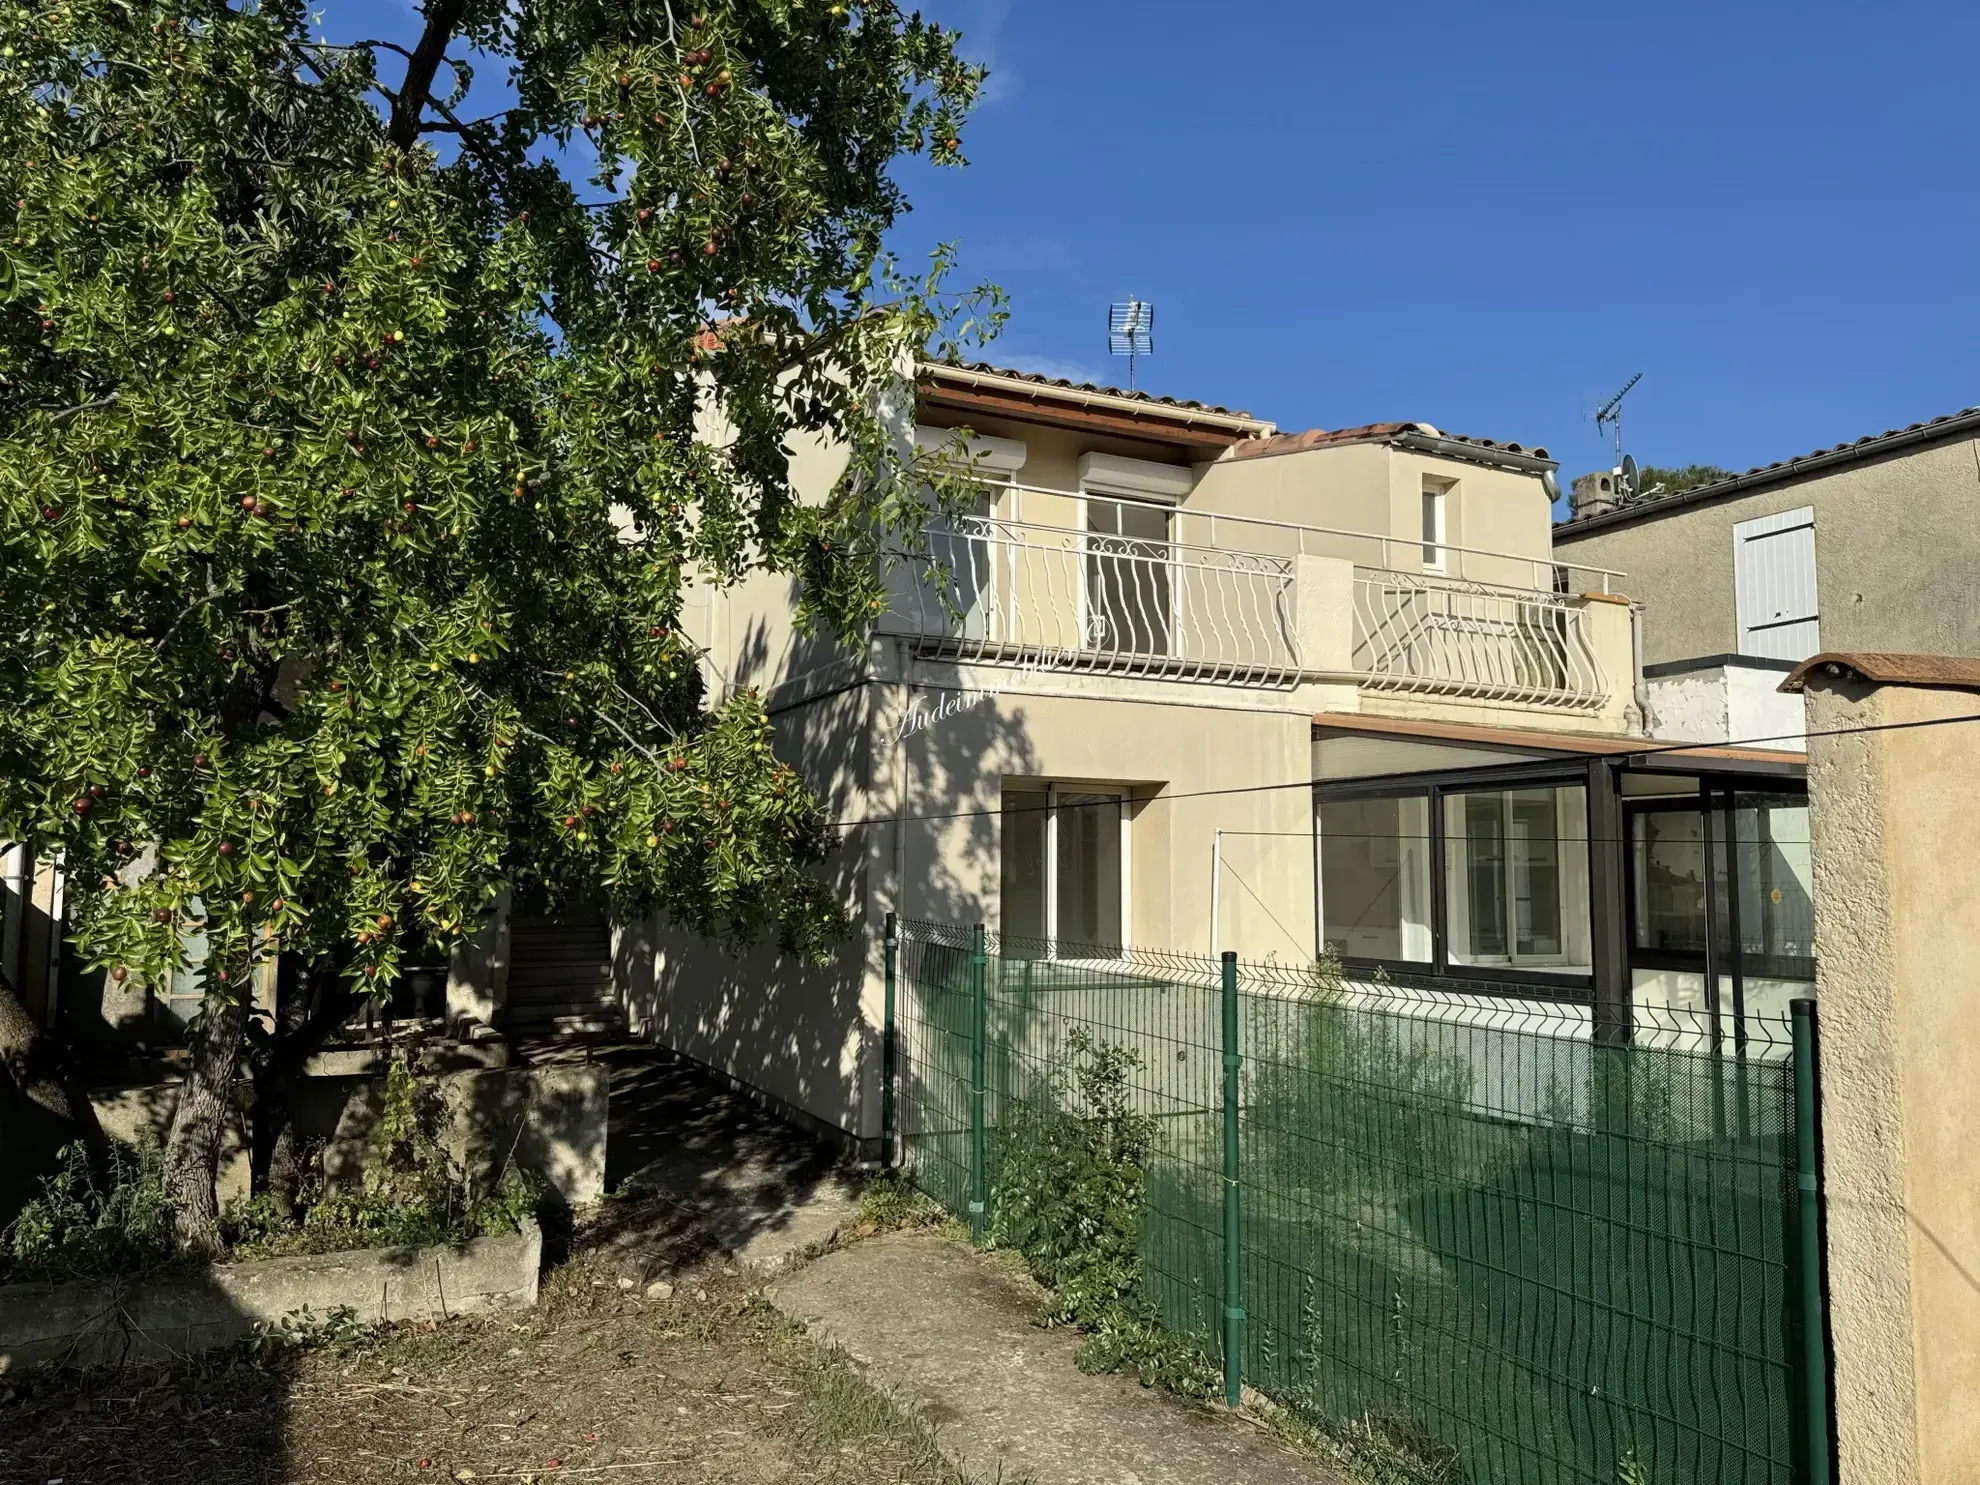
[1555, 435, 1980, 665]
[1, 1222, 540, 1371]
[1803, 671, 1980, 1484]
[1645, 660, 1805, 747]
[626, 657, 1321, 1142]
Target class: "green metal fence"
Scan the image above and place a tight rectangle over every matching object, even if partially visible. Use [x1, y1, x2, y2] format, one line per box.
[886, 915, 1832, 1485]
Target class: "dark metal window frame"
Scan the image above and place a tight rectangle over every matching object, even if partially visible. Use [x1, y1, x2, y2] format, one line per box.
[1315, 759, 1596, 999]
[1620, 778, 1816, 1054]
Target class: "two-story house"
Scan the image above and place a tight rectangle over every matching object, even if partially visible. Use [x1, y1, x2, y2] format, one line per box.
[585, 362, 1810, 1147]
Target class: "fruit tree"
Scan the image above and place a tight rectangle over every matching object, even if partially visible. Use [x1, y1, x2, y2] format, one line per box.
[0, 0, 1000, 1249]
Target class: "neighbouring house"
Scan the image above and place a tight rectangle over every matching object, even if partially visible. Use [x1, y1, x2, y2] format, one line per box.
[1554, 403, 1980, 748]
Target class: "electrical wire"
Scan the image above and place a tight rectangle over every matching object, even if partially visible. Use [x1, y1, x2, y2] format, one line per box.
[827, 708, 1980, 832]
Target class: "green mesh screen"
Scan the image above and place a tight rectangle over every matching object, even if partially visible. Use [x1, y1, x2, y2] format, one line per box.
[892, 920, 1806, 1485]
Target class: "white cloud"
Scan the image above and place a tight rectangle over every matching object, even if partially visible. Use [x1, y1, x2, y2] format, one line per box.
[939, 0, 1016, 105]
[968, 236, 1077, 274]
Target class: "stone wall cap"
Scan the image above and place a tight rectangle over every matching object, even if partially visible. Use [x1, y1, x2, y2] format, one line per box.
[1780, 651, 1980, 694]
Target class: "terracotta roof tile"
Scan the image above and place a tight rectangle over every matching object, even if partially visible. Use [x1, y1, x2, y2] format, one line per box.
[1781, 651, 1980, 694]
[1230, 422, 1550, 462]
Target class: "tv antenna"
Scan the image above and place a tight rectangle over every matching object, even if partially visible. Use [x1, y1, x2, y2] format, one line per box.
[1108, 298, 1155, 390]
[1594, 372, 1642, 491]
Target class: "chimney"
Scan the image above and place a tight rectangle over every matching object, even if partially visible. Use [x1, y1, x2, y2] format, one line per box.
[1570, 470, 1619, 519]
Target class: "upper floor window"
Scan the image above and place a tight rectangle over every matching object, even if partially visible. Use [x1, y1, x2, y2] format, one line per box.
[1421, 480, 1450, 572]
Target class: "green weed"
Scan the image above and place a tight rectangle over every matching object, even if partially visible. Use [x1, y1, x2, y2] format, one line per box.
[0, 1140, 177, 1283]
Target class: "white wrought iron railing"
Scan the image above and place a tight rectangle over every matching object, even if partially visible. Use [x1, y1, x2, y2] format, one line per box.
[1352, 569, 1609, 708]
[891, 516, 1304, 686]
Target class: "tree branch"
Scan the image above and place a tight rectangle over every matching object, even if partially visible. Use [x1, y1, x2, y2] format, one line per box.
[386, 0, 471, 151]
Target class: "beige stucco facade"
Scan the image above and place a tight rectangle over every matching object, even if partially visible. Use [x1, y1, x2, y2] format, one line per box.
[1555, 431, 1980, 665]
[1800, 667, 1980, 1484]
[620, 367, 1641, 1139]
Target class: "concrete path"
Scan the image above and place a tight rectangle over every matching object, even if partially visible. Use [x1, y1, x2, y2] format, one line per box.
[771, 1231, 1341, 1485]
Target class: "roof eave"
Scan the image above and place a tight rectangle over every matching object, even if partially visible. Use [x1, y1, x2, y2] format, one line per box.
[1392, 431, 1559, 475]
[916, 362, 1276, 445]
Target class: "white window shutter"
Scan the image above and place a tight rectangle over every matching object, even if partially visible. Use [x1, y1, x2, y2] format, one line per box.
[1733, 506, 1820, 661]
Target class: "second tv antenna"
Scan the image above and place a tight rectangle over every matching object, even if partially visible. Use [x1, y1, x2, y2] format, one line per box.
[1108, 298, 1155, 390]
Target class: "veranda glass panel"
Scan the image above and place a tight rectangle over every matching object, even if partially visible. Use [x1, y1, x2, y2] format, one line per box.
[1319, 795, 1432, 961]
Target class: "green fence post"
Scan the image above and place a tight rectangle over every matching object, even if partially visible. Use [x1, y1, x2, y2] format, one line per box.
[882, 912, 898, 1169]
[1221, 949, 1244, 1410]
[1790, 997, 1833, 1485]
[968, 923, 988, 1246]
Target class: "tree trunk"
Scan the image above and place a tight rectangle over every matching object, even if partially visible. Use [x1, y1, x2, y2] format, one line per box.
[0, 970, 107, 1152]
[250, 954, 362, 1207]
[163, 993, 249, 1256]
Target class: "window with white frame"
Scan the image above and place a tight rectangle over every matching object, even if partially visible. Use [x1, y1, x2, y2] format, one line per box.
[1444, 785, 1592, 972]
[1000, 785, 1129, 957]
[1421, 479, 1449, 571]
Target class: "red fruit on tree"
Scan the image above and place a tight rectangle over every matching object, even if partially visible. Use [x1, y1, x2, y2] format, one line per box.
[73, 797, 91, 814]
[647, 258, 661, 273]
[217, 841, 234, 856]
[241, 495, 257, 510]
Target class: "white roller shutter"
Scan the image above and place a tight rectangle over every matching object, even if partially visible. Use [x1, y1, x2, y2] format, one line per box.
[1733, 506, 1820, 661]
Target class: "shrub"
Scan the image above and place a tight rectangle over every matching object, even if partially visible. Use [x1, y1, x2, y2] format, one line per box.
[223, 1055, 537, 1258]
[0, 1140, 177, 1283]
[989, 1028, 1219, 1400]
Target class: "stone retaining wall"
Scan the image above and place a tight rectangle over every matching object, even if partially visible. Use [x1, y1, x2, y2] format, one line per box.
[0, 1220, 540, 1373]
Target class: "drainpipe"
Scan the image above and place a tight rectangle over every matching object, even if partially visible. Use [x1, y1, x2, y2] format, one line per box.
[1629, 600, 1651, 738]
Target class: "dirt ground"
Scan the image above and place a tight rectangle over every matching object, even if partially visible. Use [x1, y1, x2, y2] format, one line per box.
[1, 1050, 944, 1485]
[0, 1243, 973, 1485]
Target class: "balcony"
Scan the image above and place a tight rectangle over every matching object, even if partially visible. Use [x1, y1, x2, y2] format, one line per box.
[883, 485, 1624, 712]
[897, 514, 1303, 686]
[1352, 570, 1611, 709]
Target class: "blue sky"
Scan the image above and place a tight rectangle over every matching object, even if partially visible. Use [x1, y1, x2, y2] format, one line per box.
[902, 0, 1980, 486]
[332, 0, 1980, 488]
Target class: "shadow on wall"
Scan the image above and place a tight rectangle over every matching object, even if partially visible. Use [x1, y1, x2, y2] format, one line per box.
[630, 596, 1041, 1141]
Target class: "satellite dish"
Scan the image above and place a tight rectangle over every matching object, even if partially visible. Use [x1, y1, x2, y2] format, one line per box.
[1619, 453, 1639, 499]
